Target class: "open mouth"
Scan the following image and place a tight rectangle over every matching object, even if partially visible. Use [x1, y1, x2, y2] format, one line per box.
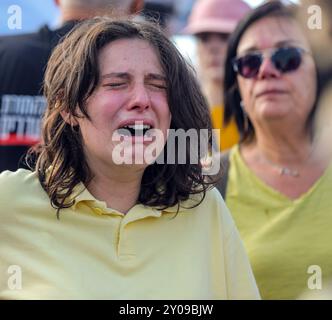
[117, 124, 153, 137]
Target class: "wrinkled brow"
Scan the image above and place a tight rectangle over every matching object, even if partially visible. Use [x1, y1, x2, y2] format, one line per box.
[101, 72, 166, 81]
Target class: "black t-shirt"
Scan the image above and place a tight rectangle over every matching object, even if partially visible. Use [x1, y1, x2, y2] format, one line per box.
[0, 22, 76, 172]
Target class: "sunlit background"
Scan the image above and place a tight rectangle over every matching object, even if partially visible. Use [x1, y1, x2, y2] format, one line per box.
[0, 0, 299, 35]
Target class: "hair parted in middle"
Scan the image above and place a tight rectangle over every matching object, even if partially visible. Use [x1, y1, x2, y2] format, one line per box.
[32, 16, 215, 215]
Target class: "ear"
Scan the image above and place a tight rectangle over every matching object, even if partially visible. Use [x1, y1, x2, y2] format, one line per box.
[60, 110, 79, 127]
[130, 0, 144, 14]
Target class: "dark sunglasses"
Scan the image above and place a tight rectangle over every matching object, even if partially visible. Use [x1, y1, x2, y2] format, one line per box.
[232, 47, 308, 79]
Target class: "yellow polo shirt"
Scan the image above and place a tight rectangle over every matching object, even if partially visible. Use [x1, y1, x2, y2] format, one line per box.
[0, 169, 259, 300]
[210, 105, 239, 151]
[226, 145, 332, 299]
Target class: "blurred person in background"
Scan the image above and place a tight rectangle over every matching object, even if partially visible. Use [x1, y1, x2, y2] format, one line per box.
[0, 0, 143, 173]
[183, 0, 251, 151]
[141, 0, 174, 34]
[216, 1, 332, 299]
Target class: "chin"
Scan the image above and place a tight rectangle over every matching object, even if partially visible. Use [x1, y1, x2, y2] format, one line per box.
[257, 101, 290, 118]
[260, 110, 290, 121]
[113, 149, 159, 166]
[206, 68, 223, 81]
[211, 74, 224, 83]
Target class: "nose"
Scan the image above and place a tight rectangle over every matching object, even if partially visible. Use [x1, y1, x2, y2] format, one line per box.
[206, 34, 227, 54]
[128, 83, 151, 112]
[257, 56, 281, 79]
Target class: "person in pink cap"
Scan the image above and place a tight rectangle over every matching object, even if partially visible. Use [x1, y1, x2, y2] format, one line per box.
[184, 0, 251, 151]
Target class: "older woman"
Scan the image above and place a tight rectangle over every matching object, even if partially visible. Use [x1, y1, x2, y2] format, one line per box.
[0, 17, 259, 299]
[217, 1, 332, 299]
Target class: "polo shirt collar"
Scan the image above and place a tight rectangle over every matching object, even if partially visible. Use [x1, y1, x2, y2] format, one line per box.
[68, 182, 199, 220]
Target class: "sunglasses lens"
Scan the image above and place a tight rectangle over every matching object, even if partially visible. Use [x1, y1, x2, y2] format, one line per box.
[235, 54, 262, 78]
[272, 47, 302, 73]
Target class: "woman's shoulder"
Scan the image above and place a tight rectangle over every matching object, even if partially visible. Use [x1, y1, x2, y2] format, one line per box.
[203, 187, 234, 220]
[179, 186, 224, 210]
[0, 168, 37, 182]
[203, 186, 225, 205]
[183, 187, 236, 231]
[0, 169, 41, 197]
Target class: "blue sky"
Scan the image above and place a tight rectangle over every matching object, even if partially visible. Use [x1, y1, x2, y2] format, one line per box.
[0, 1, 59, 34]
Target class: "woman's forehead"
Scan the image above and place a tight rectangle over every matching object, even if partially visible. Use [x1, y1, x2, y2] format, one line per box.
[96, 38, 165, 78]
[99, 38, 159, 63]
[237, 16, 310, 54]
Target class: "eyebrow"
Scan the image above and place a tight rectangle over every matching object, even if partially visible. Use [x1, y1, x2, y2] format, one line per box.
[101, 72, 129, 80]
[101, 72, 167, 81]
[238, 40, 301, 54]
[145, 73, 167, 82]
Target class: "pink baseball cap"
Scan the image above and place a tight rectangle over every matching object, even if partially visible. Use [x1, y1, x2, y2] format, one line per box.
[183, 0, 251, 35]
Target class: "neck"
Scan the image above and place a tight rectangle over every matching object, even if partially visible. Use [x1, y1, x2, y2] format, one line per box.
[249, 117, 314, 165]
[202, 79, 223, 107]
[254, 128, 313, 166]
[86, 166, 144, 214]
[60, 11, 94, 24]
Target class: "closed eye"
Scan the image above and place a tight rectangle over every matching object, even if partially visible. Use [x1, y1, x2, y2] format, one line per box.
[103, 83, 126, 88]
[147, 82, 167, 90]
